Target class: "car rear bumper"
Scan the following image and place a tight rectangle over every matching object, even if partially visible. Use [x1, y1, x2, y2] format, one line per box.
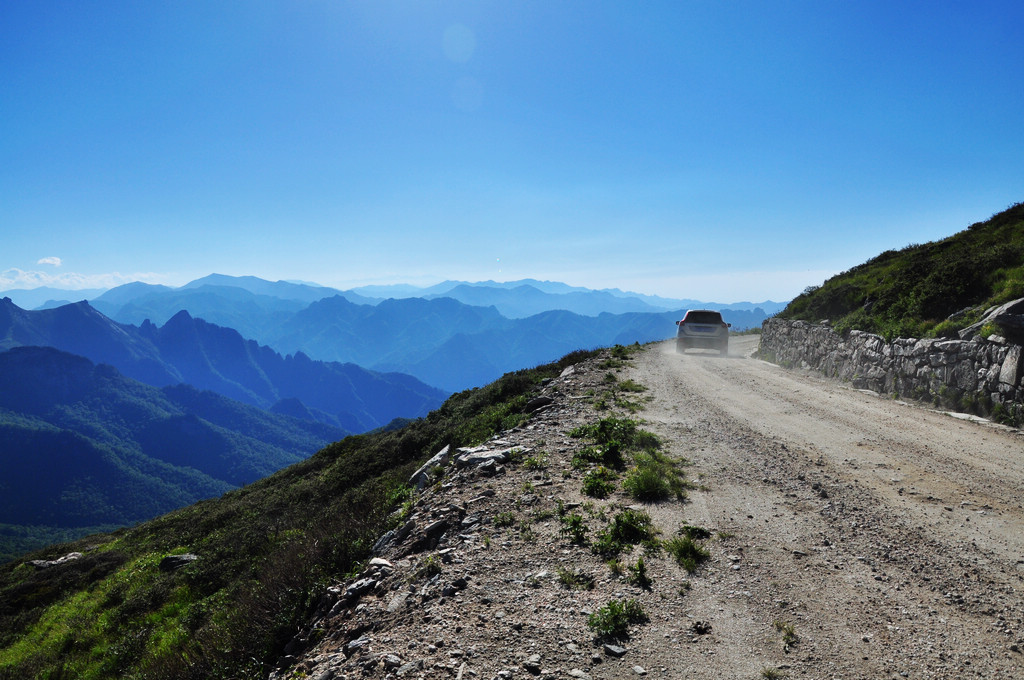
[676, 335, 728, 351]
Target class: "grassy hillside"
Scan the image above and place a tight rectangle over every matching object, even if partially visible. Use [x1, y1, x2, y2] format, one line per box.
[779, 202, 1024, 339]
[0, 348, 598, 680]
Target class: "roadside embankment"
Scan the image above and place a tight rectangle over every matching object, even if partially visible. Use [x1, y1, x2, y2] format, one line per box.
[759, 317, 1023, 418]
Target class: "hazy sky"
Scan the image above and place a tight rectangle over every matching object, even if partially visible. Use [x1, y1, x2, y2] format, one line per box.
[3, 1, 1022, 302]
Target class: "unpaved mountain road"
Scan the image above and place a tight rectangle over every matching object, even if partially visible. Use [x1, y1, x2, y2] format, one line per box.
[283, 338, 1023, 680]
[626, 336, 1024, 678]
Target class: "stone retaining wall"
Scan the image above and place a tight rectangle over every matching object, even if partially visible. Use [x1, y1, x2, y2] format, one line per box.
[758, 318, 1023, 420]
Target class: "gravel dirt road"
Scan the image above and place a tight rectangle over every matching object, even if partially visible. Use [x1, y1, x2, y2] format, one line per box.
[285, 338, 1023, 680]
[628, 336, 1024, 679]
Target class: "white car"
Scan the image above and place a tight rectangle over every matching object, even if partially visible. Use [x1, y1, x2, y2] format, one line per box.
[675, 309, 730, 354]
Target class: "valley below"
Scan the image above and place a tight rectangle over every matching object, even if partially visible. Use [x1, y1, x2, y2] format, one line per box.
[285, 336, 1024, 679]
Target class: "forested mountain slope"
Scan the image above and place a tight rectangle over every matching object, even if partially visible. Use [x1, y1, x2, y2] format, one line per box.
[0, 299, 447, 432]
[0, 346, 345, 561]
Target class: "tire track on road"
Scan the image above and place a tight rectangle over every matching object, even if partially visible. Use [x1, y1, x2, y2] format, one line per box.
[626, 338, 1024, 678]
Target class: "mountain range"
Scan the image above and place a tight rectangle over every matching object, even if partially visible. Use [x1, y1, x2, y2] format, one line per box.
[0, 342, 599, 676]
[1, 205, 1018, 678]
[0, 291, 445, 559]
[0, 276, 779, 557]
[241, 291, 771, 391]
[0, 297, 447, 432]
[0, 345, 348, 560]
[6, 275, 779, 392]
[13, 274, 785, 320]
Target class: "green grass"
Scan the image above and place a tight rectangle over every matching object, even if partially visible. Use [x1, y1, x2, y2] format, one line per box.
[558, 513, 588, 545]
[582, 466, 617, 498]
[591, 509, 656, 559]
[993, 402, 1024, 427]
[518, 520, 537, 542]
[556, 566, 594, 590]
[774, 619, 799, 650]
[571, 416, 689, 504]
[0, 348, 601, 680]
[586, 598, 648, 640]
[521, 451, 549, 470]
[411, 554, 442, 581]
[616, 379, 647, 393]
[0, 551, 195, 679]
[779, 202, 1024, 339]
[587, 372, 650, 411]
[622, 451, 688, 502]
[679, 524, 712, 540]
[597, 344, 644, 370]
[608, 509, 656, 543]
[570, 416, 660, 453]
[626, 555, 652, 590]
[572, 443, 625, 471]
[665, 533, 711, 573]
[492, 511, 517, 528]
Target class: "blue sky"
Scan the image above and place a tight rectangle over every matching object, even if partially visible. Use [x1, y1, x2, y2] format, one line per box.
[2, 1, 1022, 302]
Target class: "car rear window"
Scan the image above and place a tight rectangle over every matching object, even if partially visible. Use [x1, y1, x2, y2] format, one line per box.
[684, 311, 723, 324]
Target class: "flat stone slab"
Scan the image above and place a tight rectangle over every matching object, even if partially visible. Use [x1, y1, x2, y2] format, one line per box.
[27, 552, 84, 570]
[454, 447, 528, 468]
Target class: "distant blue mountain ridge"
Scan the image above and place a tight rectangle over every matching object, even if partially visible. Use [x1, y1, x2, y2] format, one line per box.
[4, 274, 787, 317]
[0, 345, 350, 559]
[2, 274, 781, 392]
[0, 297, 447, 432]
[0, 275, 781, 559]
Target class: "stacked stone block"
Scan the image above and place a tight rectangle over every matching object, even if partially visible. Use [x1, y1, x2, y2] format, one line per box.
[759, 318, 1022, 415]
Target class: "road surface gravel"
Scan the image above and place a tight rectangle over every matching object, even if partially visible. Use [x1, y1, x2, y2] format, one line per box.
[627, 335, 1024, 678]
[283, 338, 1023, 680]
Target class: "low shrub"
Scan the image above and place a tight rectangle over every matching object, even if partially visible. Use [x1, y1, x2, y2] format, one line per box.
[572, 443, 625, 471]
[774, 619, 799, 650]
[591, 509, 656, 559]
[608, 508, 655, 544]
[993, 402, 1024, 427]
[679, 524, 711, 540]
[412, 554, 442, 580]
[616, 379, 647, 393]
[558, 513, 588, 545]
[556, 566, 594, 590]
[665, 534, 710, 573]
[622, 451, 687, 502]
[591, 530, 624, 560]
[586, 598, 648, 639]
[492, 511, 516, 528]
[582, 467, 616, 499]
[522, 452, 548, 470]
[570, 417, 659, 452]
[627, 555, 651, 590]
[779, 203, 1024, 339]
